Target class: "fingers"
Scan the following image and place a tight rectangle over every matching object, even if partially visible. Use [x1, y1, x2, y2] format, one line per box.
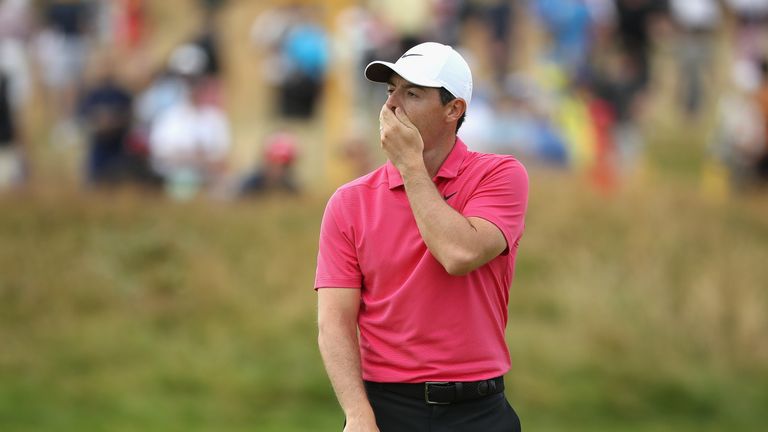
[393, 107, 415, 129]
[380, 106, 414, 134]
[379, 105, 396, 129]
[379, 108, 390, 137]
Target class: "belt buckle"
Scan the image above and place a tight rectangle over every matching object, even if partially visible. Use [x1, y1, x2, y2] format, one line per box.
[424, 381, 451, 405]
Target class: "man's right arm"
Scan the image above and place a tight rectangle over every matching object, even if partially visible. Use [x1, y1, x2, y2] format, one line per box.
[317, 288, 379, 432]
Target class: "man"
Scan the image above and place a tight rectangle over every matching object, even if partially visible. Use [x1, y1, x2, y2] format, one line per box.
[316, 42, 528, 432]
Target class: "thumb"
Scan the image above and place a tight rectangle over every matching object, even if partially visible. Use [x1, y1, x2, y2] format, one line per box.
[394, 107, 415, 129]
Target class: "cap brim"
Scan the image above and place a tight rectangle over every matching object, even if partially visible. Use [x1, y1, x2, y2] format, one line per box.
[364, 61, 443, 88]
[364, 61, 396, 83]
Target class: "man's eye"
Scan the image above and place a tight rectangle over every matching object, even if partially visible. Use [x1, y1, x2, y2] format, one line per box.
[386, 89, 394, 95]
[407, 91, 418, 98]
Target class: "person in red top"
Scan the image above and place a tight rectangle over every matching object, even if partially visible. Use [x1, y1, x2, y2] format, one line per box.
[316, 42, 528, 432]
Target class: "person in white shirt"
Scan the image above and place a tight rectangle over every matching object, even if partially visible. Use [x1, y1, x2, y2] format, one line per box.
[148, 44, 230, 199]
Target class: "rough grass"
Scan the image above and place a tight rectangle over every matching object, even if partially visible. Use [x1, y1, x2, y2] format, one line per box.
[1, 173, 767, 431]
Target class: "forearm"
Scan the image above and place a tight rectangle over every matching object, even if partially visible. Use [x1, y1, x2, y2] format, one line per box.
[400, 163, 485, 275]
[318, 320, 376, 423]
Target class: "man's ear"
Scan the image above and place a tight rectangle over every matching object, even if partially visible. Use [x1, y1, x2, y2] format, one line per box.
[445, 99, 466, 123]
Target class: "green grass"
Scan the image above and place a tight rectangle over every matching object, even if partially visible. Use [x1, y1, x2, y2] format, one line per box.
[1, 175, 767, 431]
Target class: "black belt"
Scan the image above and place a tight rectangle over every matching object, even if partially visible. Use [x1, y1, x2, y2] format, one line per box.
[365, 376, 504, 405]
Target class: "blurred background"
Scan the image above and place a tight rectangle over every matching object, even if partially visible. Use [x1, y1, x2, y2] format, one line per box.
[0, 0, 767, 431]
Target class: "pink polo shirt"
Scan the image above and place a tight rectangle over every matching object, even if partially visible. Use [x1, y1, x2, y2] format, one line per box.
[315, 139, 528, 383]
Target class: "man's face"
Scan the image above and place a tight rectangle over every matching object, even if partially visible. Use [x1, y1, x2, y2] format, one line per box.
[384, 74, 446, 146]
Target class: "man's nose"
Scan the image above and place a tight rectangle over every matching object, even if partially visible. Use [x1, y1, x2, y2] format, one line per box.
[385, 92, 399, 112]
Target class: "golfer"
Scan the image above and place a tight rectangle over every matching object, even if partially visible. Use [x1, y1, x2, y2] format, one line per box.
[316, 42, 529, 432]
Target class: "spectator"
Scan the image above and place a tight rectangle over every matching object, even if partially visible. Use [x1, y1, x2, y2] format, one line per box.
[710, 60, 765, 189]
[0, 70, 23, 188]
[669, 0, 720, 117]
[239, 131, 300, 196]
[278, 7, 329, 119]
[588, 44, 647, 175]
[77, 53, 154, 187]
[0, 0, 33, 188]
[251, 5, 329, 120]
[532, 0, 594, 77]
[36, 0, 96, 145]
[463, 0, 518, 85]
[148, 44, 231, 200]
[614, 0, 669, 91]
[756, 58, 768, 182]
[724, 0, 768, 64]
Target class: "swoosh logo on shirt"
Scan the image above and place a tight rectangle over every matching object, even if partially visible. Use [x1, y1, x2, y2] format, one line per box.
[443, 192, 457, 201]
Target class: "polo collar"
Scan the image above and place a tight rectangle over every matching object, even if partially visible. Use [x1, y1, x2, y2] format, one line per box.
[386, 138, 468, 189]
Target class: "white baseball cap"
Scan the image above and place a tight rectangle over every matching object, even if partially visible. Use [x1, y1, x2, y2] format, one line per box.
[365, 42, 473, 106]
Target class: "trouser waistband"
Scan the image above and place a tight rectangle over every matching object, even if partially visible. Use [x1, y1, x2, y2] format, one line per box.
[364, 376, 505, 405]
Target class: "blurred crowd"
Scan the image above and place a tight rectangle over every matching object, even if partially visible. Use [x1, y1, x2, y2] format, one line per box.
[1, 0, 767, 199]
[0, 0, 301, 200]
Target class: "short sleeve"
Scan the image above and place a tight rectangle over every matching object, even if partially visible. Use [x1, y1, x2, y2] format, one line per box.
[314, 189, 363, 289]
[463, 158, 529, 254]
